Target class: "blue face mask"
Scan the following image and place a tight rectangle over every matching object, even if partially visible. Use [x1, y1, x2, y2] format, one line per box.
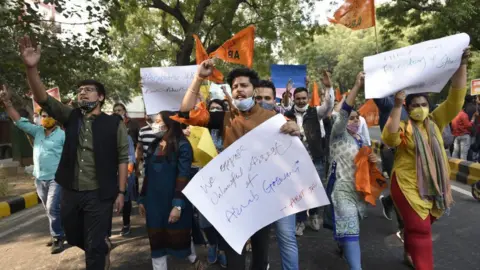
[233, 97, 255, 111]
[259, 102, 275, 111]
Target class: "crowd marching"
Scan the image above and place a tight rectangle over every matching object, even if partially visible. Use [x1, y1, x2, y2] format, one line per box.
[0, 33, 473, 270]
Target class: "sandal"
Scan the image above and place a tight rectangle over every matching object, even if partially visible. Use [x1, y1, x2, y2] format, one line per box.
[192, 259, 208, 270]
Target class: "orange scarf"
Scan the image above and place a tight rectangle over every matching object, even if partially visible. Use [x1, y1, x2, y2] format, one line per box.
[354, 146, 387, 205]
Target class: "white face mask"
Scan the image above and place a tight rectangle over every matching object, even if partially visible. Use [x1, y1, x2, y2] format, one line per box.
[233, 97, 255, 111]
[151, 123, 166, 137]
[295, 104, 309, 113]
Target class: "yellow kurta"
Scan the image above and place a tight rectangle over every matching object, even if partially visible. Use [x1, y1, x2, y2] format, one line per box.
[381, 87, 467, 220]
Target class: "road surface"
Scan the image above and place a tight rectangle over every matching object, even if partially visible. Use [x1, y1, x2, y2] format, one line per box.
[0, 180, 478, 270]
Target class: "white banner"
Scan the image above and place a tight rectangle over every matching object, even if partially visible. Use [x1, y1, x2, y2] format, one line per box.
[364, 33, 470, 99]
[209, 82, 232, 100]
[140, 66, 197, 114]
[182, 114, 330, 254]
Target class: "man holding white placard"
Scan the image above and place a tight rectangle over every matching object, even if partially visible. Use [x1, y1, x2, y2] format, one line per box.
[180, 59, 302, 270]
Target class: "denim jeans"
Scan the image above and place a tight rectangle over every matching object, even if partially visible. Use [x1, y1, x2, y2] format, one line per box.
[341, 241, 362, 270]
[297, 159, 325, 222]
[275, 214, 299, 270]
[35, 179, 64, 238]
[452, 134, 471, 160]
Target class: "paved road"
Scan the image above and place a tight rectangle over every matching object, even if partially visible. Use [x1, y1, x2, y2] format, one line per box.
[0, 180, 478, 270]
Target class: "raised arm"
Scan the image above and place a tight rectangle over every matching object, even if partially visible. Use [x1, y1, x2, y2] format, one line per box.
[1, 86, 40, 136]
[19, 36, 48, 103]
[330, 72, 364, 137]
[180, 59, 214, 112]
[431, 49, 470, 130]
[382, 91, 406, 148]
[316, 71, 334, 119]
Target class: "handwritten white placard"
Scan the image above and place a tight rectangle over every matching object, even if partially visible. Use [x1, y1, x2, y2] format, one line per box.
[140, 65, 197, 114]
[209, 82, 232, 100]
[182, 114, 330, 254]
[364, 33, 470, 99]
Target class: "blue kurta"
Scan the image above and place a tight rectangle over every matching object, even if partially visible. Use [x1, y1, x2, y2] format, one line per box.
[140, 138, 194, 259]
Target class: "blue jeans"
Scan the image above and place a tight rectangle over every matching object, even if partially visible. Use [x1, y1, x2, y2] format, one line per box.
[275, 214, 299, 270]
[340, 241, 362, 270]
[35, 179, 64, 238]
[297, 159, 325, 222]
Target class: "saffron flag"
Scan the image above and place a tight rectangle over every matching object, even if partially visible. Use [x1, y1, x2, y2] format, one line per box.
[328, 0, 376, 30]
[31, 87, 60, 113]
[335, 88, 343, 102]
[209, 25, 255, 68]
[309, 82, 320, 107]
[193, 35, 224, 83]
[358, 99, 379, 127]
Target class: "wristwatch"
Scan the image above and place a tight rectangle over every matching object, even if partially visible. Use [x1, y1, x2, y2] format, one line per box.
[119, 190, 126, 195]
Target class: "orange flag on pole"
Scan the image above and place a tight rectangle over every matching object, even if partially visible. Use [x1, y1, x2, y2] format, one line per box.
[309, 82, 320, 107]
[328, 0, 376, 30]
[358, 99, 379, 127]
[335, 88, 343, 102]
[193, 34, 224, 83]
[209, 25, 255, 68]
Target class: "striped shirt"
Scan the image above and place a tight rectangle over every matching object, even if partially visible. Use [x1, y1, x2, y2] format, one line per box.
[138, 125, 156, 158]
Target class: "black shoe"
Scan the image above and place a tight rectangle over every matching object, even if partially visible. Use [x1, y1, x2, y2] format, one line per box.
[120, 225, 131, 236]
[380, 195, 393, 221]
[51, 238, 64, 254]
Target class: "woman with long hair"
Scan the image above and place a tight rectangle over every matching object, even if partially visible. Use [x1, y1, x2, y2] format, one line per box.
[382, 49, 469, 269]
[138, 111, 205, 270]
[325, 72, 381, 270]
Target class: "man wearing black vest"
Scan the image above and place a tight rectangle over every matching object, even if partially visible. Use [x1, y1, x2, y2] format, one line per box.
[19, 36, 129, 270]
[285, 72, 334, 236]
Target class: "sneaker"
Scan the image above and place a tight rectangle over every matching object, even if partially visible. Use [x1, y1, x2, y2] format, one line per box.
[51, 238, 64, 254]
[120, 225, 131, 236]
[218, 250, 227, 268]
[207, 245, 218, 264]
[307, 214, 321, 231]
[295, 222, 305, 236]
[380, 195, 393, 221]
[396, 230, 404, 243]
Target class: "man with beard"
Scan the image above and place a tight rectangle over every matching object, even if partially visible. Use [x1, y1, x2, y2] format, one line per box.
[254, 79, 299, 270]
[180, 59, 300, 270]
[286, 72, 334, 236]
[0, 85, 65, 254]
[18, 36, 129, 270]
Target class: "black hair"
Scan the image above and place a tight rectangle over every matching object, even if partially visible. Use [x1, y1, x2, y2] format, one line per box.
[405, 93, 430, 111]
[38, 109, 49, 116]
[77, 79, 106, 105]
[18, 109, 30, 119]
[208, 99, 226, 111]
[293, 87, 308, 98]
[113, 103, 127, 112]
[257, 80, 276, 98]
[112, 113, 123, 122]
[226, 68, 260, 89]
[159, 111, 186, 160]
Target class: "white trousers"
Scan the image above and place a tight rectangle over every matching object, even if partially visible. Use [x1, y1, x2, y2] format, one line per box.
[151, 240, 197, 270]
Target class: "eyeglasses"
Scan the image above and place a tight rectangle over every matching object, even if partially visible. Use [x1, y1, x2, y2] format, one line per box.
[76, 86, 97, 94]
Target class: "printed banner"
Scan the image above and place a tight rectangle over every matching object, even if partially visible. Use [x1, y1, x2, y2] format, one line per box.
[364, 33, 470, 99]
[471, 79, 480, 96]
[270, 65, 307, 99]
[140, 66, 197, 114]
[182, 114, 330, 254]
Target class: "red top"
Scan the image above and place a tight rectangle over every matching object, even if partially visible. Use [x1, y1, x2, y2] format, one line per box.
[451, 111, 472, 137]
